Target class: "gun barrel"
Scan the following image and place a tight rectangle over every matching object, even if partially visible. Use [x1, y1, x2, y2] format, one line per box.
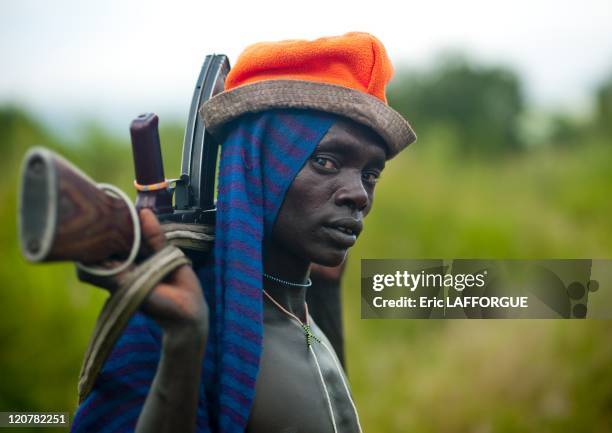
[130, 113, 165, 185]
[130, 113, 173, 214]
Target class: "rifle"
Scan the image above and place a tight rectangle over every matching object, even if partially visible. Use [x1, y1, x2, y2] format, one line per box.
[18, 54, 230, 267]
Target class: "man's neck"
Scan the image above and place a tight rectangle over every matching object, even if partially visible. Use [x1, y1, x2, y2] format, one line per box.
[262, 278, 308, 322]
[262, 239, 311, 320]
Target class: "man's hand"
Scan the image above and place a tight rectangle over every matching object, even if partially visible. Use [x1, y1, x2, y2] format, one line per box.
[77, 208, 208, 337]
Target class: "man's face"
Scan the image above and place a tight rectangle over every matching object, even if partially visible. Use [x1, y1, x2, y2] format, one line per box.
[270, 116, 387, 267]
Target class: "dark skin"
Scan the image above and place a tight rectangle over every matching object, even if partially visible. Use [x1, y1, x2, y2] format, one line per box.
[263, 116, 386, 314]
[81, 116, 387, 433]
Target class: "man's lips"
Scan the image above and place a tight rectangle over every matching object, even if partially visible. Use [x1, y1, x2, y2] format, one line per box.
[327, 217, 363, 237]
[323, 218, 363, 247]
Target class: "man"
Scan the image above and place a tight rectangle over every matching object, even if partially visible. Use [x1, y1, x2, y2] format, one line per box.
[71, 32, 416, 433]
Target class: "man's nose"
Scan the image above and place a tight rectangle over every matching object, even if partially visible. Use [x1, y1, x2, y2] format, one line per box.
[334, 173, 369, 211]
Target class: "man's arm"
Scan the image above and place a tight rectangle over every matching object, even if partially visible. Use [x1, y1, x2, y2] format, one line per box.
[135, 326, 206, 432]
[74, 209, 209, 433]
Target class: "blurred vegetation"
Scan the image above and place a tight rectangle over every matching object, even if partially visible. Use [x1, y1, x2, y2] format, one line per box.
[596, 73, 612, 137]
[1, 54, 611, 432]
[389, 53, 525, 156]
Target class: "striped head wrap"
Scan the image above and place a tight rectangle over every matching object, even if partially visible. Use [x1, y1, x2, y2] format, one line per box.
[71, 109, 336, 432]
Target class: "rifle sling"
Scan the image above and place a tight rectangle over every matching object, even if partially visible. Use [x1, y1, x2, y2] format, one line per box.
[77, 245, 191, 403]
[162, 222, 214, 252]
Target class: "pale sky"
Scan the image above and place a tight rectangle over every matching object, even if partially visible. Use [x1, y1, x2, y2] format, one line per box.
[1, 0, 611, 134]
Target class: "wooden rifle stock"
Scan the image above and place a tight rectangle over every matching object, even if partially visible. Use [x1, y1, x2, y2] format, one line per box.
[19, 148, 134, 265]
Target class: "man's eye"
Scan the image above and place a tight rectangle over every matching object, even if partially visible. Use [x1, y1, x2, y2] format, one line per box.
[313, 156, 338, 170]
[362, 172, 380, 185]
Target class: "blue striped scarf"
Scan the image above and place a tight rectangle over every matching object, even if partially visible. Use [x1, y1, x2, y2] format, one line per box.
[71, 109, 336, 433]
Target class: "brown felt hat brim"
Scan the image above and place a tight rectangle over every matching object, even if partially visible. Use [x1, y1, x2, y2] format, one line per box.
[200, 80, 416, 159]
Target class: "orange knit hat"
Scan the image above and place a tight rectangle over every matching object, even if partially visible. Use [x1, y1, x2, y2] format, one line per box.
[201, 32, 416, 158]
[226, 32, 394, 103]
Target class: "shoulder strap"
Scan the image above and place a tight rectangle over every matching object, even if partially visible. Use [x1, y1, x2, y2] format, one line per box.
[77, 245, 191, 403]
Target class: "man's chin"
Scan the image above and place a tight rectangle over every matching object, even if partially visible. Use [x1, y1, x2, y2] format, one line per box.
[311, 248, 348, 268]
